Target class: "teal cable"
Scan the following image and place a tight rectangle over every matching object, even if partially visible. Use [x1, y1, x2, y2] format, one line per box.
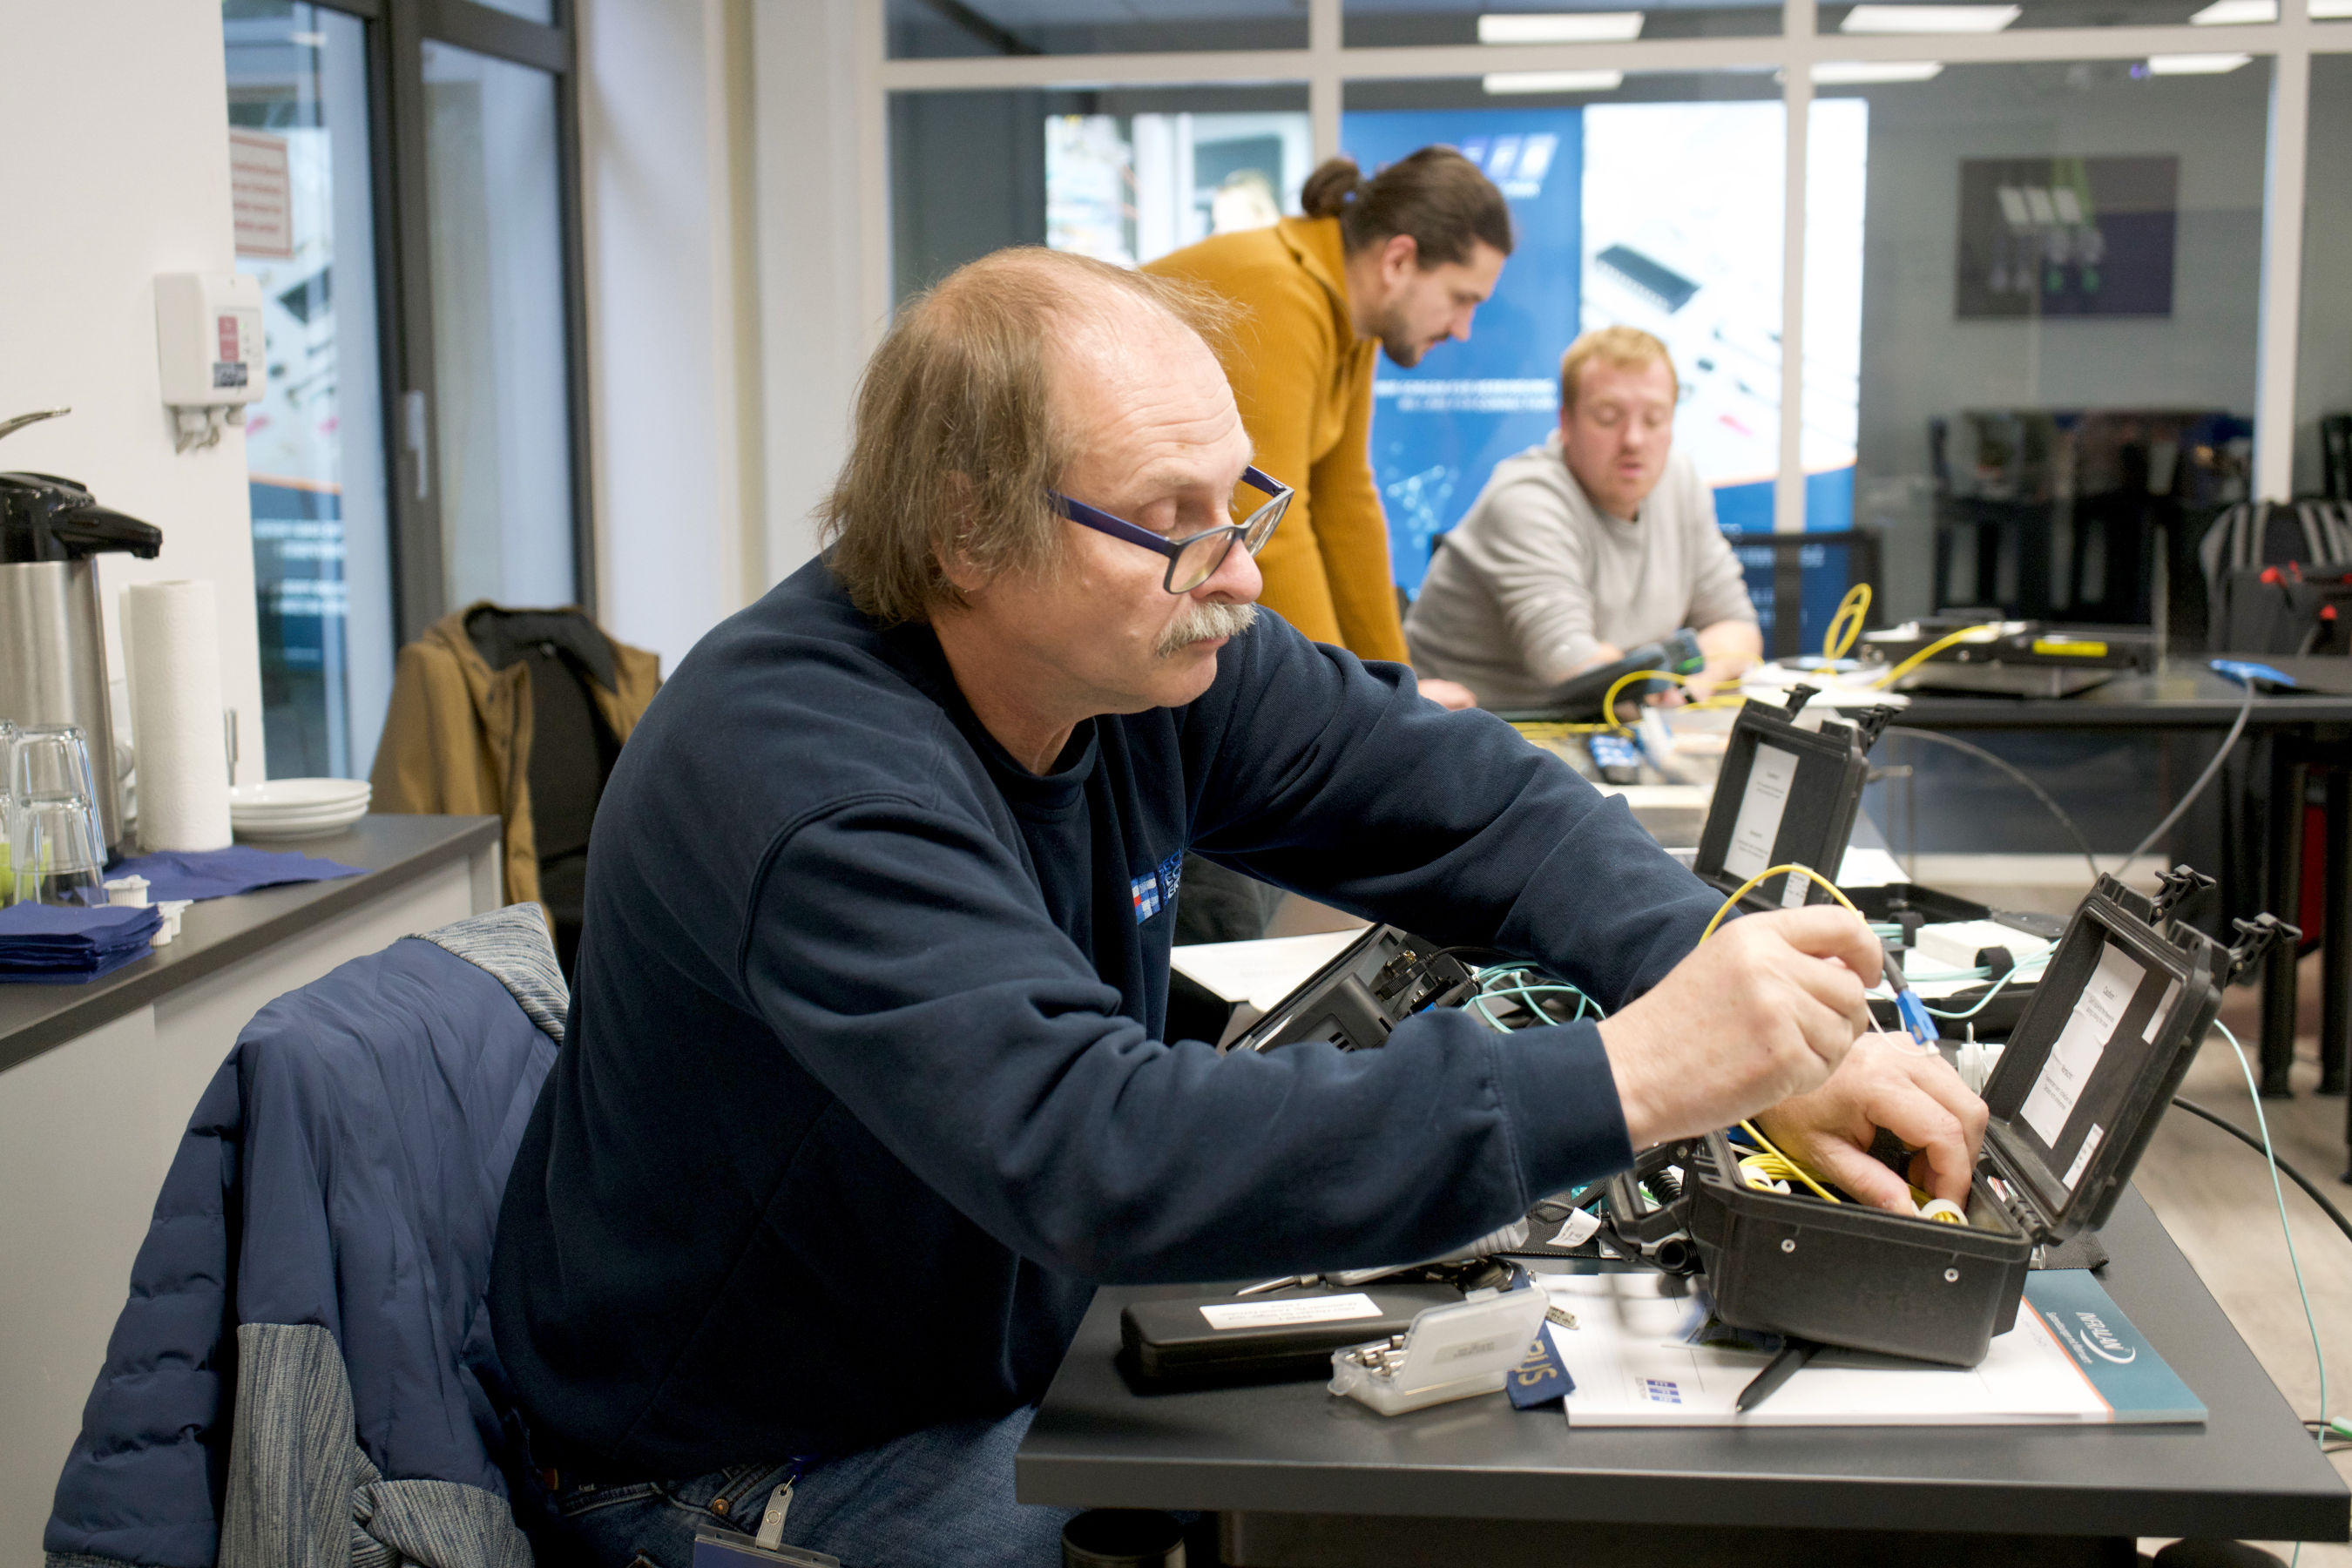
[2214, 1020, 2327, 1567]
[1922, 957, 2051, 1021]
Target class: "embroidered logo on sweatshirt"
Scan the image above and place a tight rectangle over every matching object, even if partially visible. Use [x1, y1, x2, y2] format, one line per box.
[1131, 850, 1184, 923]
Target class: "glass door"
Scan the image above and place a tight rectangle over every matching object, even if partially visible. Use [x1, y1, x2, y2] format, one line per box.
[223, 1, 397, 781]
[221, 0, 588, 777]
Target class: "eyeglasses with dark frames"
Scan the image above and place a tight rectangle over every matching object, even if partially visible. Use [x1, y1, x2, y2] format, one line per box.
[1051, 466, 1293, 595]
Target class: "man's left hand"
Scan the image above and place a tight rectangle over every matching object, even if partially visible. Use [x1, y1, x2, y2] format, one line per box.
[1420, 677, 1478, 711]
[1754, 1033, 1988, 1213]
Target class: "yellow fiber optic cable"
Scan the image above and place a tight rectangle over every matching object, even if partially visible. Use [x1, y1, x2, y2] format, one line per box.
[1600, 668, 1692, 734]
[1871, 620, 2004, 689]
[1823, 583, 1871, 662]
[1737, 1119, 1842, 1205]
[1697, 862, 1863, 943]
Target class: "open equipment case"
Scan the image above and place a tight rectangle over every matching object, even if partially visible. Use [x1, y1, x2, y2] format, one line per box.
[1692, 686, 1892, 913]
[1681, 872, 2292, 1366]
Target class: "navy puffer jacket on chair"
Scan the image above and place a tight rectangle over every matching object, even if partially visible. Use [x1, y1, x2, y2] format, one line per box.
[44, 904, 565, 1568]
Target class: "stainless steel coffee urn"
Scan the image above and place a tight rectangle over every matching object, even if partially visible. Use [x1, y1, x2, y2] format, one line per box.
[0, 410, 165, 855]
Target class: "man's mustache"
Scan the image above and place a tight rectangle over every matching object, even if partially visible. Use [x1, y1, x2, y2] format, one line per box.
[1156, 600, 1258, 658]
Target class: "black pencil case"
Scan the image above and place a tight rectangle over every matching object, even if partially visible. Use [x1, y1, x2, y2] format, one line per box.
[1119, 1284, 1459, 1389]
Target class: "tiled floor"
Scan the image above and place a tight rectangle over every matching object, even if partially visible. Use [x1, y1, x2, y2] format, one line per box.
[2133, 954, 2352, 1565]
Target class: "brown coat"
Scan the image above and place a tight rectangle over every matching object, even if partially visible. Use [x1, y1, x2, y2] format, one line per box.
[369, 605, 661, 909]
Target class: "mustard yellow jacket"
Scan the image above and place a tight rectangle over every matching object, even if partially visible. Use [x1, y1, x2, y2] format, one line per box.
[1146, 216, 1405, 662]
[369, 605, 661, 909]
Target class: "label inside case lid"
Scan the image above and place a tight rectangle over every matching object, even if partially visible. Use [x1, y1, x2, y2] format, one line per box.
[1982, 895, 2214, 1238]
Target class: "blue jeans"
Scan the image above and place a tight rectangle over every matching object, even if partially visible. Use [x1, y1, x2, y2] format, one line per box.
[551, 1406, 1077, 1568]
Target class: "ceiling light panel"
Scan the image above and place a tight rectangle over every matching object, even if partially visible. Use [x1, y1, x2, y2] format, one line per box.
[2187, 0, 2274, 20]
[1810, 59, 1946, 82]
[1479, 11, 1646, 43]
[2146, 51, 2254, 71]
[1840, 3, 2020, 30]
[1484, 68, 1628, 92]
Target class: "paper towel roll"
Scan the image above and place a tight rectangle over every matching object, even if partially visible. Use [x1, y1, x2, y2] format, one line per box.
[125, 580, 232, 852]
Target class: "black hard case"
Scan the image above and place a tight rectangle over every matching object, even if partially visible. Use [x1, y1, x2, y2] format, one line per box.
[1119, 1284, 1459, 1389]
[1692, 698, 1880, 913]
[1684, 876, 2223, 1366]
[1221, 926, 1474, 1056]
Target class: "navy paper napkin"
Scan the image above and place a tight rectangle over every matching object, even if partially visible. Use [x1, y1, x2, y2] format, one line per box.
[0, 902, 165, 983]
[105, 845, 366, 903]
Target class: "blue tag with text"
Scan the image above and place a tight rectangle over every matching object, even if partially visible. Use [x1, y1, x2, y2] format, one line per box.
[1506, 1323, 1575, 1409]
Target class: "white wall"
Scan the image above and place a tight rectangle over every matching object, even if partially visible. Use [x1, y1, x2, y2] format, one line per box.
[753, 0, 882, 581]
[0, 0, 263, 787]
[578, 0, 767, 676]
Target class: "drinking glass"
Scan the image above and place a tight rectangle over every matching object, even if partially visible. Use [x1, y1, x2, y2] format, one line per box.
[10, 724, 101, 806]
[9, 726, 107, 907]
[10, 795, 108, 907]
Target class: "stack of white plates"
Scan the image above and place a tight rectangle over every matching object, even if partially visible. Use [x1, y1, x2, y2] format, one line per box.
[229, 779, 372, 841]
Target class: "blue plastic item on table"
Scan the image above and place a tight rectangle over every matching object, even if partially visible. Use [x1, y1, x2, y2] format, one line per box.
[103, 845, 366, 904]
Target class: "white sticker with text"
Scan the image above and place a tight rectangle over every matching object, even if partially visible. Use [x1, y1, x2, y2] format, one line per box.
[2023, 943, 2142, 1148]
[1723, 743, 1799, 883]
[1199, 1294, 1382, 1331]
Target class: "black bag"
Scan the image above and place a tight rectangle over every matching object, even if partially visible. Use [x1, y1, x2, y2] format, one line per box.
[466, 607, 625, 977]
[2198, 499, 2352, 593]
[2207, 559, 2352, 657]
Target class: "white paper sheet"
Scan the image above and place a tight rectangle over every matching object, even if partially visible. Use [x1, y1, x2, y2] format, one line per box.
[1167, 929, 1366, 1011]
[1544, 1272, 2110, 1428]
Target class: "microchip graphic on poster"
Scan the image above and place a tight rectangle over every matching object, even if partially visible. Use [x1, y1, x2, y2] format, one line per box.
[2023, 943, 2144, 1148]
[1721, 743, 1798, 883]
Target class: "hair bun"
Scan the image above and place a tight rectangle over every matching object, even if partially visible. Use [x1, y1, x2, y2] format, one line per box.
[1300, 155, 1366, 219]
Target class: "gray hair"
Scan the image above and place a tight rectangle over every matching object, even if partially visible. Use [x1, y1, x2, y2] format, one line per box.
[819, 247, 1236, 625]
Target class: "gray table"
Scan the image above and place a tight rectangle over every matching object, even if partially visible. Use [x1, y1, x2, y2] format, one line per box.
[1895, 657, 2352, 1154]
[1017, 1190, 2349, 1566]
[0, 813, 502, 1076]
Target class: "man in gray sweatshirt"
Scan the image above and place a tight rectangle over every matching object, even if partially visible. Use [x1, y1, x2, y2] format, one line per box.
[1405, 326, 1762, 711]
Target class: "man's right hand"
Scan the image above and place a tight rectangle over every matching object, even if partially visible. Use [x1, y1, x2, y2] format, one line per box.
[1595, 906, 1880, 1149]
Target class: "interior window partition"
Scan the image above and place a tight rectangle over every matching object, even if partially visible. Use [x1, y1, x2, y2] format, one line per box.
[224, 1, 397, 781]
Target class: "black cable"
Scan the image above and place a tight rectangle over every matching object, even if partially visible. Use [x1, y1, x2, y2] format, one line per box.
[2121, 684, 2255, 868]
[1884, 727, 2101, 882]
[2172, 1095, 2352, 1251]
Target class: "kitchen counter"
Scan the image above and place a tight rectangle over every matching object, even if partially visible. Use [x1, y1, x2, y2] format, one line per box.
[0, 813, 503, 1075]
[0, 813, 505, 1558]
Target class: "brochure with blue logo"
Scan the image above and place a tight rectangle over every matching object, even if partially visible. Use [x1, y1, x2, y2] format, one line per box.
[1541, 1268, 2202, 1427]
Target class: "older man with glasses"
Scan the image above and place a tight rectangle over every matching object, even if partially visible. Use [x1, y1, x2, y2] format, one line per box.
[490, 247, 1984, 1568]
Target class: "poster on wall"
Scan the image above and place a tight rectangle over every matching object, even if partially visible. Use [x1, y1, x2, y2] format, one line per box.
[1344, 109, 1585, 593]
[1042, 100, 1869, 593]
[1954, 156, 2177, 319]
[1577, 99, 1868, 534]
[1346, 100, 1869, 588]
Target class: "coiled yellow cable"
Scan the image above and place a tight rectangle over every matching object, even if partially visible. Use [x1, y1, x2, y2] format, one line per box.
[1599, 668, 1692, 735]
[1823, 583, 1871, 662]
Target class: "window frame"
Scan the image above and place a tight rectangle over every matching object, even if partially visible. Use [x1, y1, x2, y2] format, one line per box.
[875, 0, 2352, 528]
[296, 0, 593, 643]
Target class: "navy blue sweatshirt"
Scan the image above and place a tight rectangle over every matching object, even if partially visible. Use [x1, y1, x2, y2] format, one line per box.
[490, 558, 1719, 1477]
